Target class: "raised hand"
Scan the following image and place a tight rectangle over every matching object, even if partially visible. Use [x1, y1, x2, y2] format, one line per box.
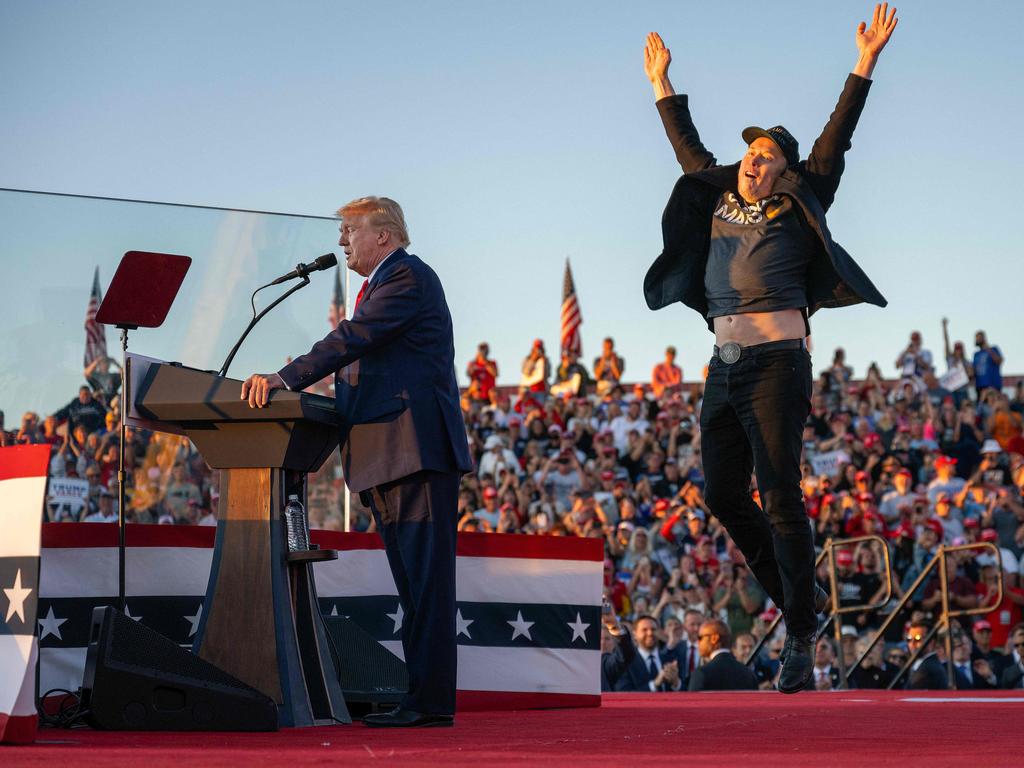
[856, 4, 899, 60]
[643, 32, 675, 99]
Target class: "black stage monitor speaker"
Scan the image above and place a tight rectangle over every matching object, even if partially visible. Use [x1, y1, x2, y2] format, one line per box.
[324, 614, 408, 715]
[81, 606, 278, 731]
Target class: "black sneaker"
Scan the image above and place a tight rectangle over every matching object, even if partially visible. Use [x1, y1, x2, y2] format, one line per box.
[777, 634, 815, 694]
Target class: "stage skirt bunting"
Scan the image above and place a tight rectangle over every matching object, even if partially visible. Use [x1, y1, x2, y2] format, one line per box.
[1, 445, 50, 744]
[37, 524, 603, 711]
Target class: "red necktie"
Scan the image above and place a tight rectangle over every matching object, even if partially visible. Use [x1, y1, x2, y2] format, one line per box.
[353, 279, 369, 312]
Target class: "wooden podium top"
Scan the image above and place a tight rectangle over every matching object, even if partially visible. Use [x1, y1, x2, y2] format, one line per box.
[135, 361, 340, 472]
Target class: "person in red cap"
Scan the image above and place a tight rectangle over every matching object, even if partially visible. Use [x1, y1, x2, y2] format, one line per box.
[519, 339, 550, 396]
[927, 455, 965, 503]
[880, 467, 916, 523]
[970, 618, 1012, 681]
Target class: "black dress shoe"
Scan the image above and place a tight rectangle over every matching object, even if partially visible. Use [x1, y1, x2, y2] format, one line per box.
[363, 708, 454, 728]
[777, 634, 815, 694]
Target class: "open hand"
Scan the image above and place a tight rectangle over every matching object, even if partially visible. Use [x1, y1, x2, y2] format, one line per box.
[644, 32, 672, 83]
[856, 3, 899, 59]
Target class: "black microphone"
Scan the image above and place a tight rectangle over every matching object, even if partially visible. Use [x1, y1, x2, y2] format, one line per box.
[269, 253, 337, 285]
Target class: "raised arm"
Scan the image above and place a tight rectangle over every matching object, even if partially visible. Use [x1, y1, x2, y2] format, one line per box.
[644, 32, 717, 174]
[852, 3, 899, 80]
[803, 4, 898, 210]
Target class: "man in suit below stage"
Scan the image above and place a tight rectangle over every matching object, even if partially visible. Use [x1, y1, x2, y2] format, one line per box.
[905, 622, 949, 690]
[600, 614, 637, 692]
[242, 196, 473, 728]
[688, 619, 757, 692]
[614, 615, 683, 692]
[951, 634, 998, 690]
[999, 624, 1024, 689]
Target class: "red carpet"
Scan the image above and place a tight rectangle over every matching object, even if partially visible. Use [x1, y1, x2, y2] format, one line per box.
[6, 691, 1024, 766]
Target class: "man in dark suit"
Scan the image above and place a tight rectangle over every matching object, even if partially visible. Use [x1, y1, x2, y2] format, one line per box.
[999, 624, 1024, 689]
[905, 623, 949, 690]
[951, 634, 998, 690]
[688, 619, 757, 692]
[242, 196, 472, 727]
[614, 615, 682, 692]
[600, 615, 637, 692]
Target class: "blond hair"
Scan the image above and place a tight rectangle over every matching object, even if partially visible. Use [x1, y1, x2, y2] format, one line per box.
[336, 196, 410, 248]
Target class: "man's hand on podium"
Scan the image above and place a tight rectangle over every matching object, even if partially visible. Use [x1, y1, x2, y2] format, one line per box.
[241, 372, 286, 408]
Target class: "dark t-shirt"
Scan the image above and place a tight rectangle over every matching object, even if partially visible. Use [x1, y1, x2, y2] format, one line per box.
[705, 192, 816, 319]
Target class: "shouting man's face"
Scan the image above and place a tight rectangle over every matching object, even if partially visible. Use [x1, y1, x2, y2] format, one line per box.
[738, 137, 788, 203]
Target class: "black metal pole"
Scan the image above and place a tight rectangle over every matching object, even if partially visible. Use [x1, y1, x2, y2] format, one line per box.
[117, 327, 129, 612]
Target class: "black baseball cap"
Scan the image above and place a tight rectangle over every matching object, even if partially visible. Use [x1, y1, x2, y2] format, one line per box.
[741, 125, 800, 166]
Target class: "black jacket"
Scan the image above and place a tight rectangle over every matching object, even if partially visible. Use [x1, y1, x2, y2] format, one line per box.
[601, 632, 637, 692]
[907, 652, 949, 690]
[644, 74, 887, 332]
[688, 651, 758, 692]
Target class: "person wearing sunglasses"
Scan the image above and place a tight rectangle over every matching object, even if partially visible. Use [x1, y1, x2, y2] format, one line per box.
[905, 621, 949, 690]
[1000, 624, 1024, 689]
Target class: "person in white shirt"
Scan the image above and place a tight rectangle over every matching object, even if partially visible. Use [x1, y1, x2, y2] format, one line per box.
[477, 434, 520, 479]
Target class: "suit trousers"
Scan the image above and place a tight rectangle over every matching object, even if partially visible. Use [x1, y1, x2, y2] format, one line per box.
[363, 469, 460, 715]
[700, 346, 816, 638]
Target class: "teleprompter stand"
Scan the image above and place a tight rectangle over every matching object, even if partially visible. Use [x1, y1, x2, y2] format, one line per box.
[95, 251, 192, 613]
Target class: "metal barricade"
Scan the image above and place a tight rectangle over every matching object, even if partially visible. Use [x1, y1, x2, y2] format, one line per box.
[841, 542, 1004, 690]
[744, 534, 894, 689]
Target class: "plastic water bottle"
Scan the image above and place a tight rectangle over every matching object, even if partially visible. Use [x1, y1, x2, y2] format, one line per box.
[284, 494, 310, 552]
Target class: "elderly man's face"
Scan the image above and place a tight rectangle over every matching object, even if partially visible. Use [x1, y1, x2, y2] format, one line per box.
[339, 215, 388, 277]
[738, 137, 788, 203]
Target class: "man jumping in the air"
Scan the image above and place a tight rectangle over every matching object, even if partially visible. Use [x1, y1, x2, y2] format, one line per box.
[642, 4, 897, 693]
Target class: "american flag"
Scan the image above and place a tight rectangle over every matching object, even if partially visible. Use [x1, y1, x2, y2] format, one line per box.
[1, 445, 50, 744]
[83, 266, 107, 367]
[37, 525, 602, 711]
[560, 259, 582, 356]
[327, 265, 345, 328]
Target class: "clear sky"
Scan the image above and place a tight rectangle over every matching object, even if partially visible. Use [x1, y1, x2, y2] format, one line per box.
[2, 0, 1022, 418]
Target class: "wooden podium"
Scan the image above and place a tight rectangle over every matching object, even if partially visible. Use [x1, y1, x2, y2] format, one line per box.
[134, 360, 350, 726]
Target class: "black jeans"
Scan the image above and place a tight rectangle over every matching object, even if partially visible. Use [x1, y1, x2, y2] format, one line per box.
[700, 345, 815, 638]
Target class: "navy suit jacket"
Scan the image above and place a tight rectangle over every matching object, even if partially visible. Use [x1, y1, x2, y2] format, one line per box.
[688, 651, 758, 692]
[614, 647, 680, 692]
[278, 249, 473, 492]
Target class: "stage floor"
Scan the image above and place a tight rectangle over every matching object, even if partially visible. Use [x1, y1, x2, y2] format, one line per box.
[7, 691, 1024, 767]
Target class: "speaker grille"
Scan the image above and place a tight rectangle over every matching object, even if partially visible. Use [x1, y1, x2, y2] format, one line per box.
[326, 615, 408, 695]
[104, 609, 256, 694]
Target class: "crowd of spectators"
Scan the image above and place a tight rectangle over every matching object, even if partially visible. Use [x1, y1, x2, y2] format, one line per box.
[5, 324, 1024, 691]
[460, 327, 1024, 691]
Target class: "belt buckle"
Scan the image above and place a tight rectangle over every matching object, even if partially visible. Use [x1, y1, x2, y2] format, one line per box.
[720, 341, 741, 365]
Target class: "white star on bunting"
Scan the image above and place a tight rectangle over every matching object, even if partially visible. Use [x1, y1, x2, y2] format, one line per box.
[38, 605, 67, 640]
[456, 609, 474, 638]
[387, 602, 404, 634]
[124, 604, 142, 622]
[4, 568, 32, 623]
[185, 603, 203, 638]
[507, 610, 534, 641]
[329, 604, 339, 617]
[567, 612, 590, 643]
